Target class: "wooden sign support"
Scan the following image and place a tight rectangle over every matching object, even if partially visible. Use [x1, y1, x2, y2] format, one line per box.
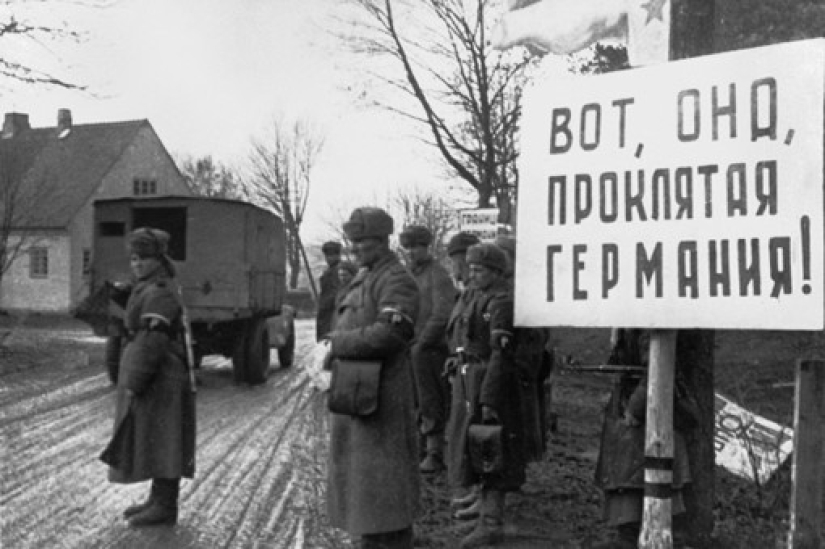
[628, 2, 676, 547]
[787, 359, 825, 548]
[640, 330, 677, 548]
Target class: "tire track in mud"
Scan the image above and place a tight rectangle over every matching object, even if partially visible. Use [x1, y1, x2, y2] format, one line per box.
[1, 321, 350, 549]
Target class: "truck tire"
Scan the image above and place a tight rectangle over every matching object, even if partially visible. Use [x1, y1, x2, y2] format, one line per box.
[277, 322, 295, 368]
[105, 335, 122, 386]
[231, 329, 249, 384]
[244, 318, 271, 385]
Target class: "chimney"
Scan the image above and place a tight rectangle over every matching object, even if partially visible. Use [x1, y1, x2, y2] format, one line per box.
[1, 112, 31, 139]
[57, 108, 72, 137]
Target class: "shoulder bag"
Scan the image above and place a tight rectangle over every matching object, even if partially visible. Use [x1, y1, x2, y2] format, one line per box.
[327, 358, 382, 416]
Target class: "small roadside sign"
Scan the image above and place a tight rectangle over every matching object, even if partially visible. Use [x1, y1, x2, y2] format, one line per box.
[459, 208, 505, 241]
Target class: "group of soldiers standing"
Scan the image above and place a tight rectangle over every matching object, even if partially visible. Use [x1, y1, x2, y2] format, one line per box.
[316, 206, 553, 549]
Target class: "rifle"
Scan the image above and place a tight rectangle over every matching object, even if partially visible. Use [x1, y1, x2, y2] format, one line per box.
[561, 364, 646, 376]
[174, 283, 198, 394]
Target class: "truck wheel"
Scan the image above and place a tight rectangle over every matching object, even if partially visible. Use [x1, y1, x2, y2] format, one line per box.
[277, 323, 295, 368]
[244, 318, 271, 385]
[104, 335, 122, 385]
[232, 329, 249, 384]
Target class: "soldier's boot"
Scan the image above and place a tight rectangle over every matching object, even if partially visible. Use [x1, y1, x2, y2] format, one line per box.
[459, 489, 505, 548]
[592, 523, 640, 549]
[359, 526, 413, 549]
[453, 496, 482, 520]
[129, 478, 179, 527]
[419, 435, 445, 474]
[122, 482, 158, 519]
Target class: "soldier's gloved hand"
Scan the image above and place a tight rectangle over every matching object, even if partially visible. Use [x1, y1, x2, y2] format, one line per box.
[481, 405, 500, 424]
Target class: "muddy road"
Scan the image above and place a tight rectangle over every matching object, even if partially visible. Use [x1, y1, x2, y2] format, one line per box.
[0, 319, 350, 549]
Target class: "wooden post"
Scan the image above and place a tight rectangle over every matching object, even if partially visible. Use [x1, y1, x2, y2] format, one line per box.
[787, 359, 825, 549]
[626, 2, 676, 547]
[639, 329, 677, 548]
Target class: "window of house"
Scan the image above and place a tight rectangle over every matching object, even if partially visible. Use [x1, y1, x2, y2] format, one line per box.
[29, 248, 48, 278]
[133, 178, 158, 196]
[82, 249, 91, 276]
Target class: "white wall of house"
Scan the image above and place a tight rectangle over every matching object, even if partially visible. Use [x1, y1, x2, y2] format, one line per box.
[1, 232, 71, 312]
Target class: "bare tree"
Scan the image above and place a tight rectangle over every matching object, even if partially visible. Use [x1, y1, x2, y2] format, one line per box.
[339, 0, 534, 223]
[246, 116, 325, 290]
[0, 0, 112, 92]
[177, 154, 246, 199]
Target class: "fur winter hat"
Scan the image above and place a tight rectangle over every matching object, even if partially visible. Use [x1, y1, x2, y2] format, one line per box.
[466, 243, 507, 273]
[399, 225, 432, 248]
[447, 232, 481, 257]
[343, 207, 394, 241]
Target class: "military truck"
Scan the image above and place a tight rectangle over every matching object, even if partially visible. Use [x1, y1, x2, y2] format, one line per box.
[86, 195, 295, 385]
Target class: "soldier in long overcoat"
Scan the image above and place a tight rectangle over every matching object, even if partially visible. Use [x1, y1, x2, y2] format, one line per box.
[101, 228, 196, 527]
[445, 243, 525, 548]
[326, 207, 420, 549]
[443, 232, 481, 513]
[399, 224, 456, 473]
[593, 328, 695, 549]
[316, 240, 343, 341]
[495, 235, 551, 462]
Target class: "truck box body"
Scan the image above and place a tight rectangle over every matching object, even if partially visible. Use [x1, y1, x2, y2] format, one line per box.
[92, 196, 287, 322]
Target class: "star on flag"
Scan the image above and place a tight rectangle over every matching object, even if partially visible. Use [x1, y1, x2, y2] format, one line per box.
[641, 0, 667, 24]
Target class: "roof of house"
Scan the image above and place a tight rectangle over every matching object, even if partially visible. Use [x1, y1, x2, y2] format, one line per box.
[0, 118, 151, 229]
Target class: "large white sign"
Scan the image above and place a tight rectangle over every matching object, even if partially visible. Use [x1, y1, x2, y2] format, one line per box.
[515, 40, 825, 329]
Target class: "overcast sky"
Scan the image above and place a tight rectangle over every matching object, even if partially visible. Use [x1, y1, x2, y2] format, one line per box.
[3, 0, 449, 242]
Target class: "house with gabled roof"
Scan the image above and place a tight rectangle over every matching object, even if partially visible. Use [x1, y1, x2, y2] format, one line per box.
[0, 109, 192, 312]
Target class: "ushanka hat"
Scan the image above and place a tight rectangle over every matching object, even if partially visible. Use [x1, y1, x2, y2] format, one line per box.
[127, 227, 176, 275]
[399, 225, 432, 248]
[447, 232, 481, 257]
[466, 243, 507, 273]
[343, 207, 394, 241]
[321, 241, 343, 254]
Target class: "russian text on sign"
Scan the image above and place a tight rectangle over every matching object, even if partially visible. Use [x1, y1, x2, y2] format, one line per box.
[515, 40, 825, 330]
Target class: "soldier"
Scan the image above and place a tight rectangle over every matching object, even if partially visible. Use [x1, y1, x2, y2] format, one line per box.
[316, 240, 343, 341]
[399, 225, 456, 474]
[445, 232, 480, 291]
[443, 232, 482, 514]
[101, 228, 196, 527]
[445, 243, 525, 548]
[495, 235, 553, 461]
[326, 207, 420, 549]
[594, 328, 696, 549]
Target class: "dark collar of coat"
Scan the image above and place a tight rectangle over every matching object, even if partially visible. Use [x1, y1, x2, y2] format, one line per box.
[349, 249, 397, 286]
[477, 277, 510, 297]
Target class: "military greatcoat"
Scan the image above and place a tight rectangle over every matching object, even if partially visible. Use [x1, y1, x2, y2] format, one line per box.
[445, 279, 526, 492]
[594, 329, 694, 525]
[327, 250, 420, 536]
[409, 256, 455, 434]
[107, 271, 196, 483]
